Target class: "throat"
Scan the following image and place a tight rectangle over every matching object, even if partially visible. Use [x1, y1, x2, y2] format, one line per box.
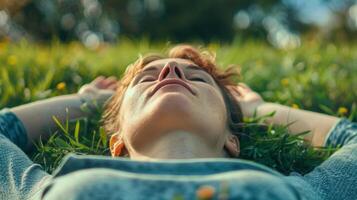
[130, 131, 219, 160]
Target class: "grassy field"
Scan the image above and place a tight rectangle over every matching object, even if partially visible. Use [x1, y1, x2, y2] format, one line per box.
[1, 38, 356, 174]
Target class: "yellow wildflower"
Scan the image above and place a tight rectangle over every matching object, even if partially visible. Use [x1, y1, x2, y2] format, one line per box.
[292, 104, 299, 109]
[281, 78, 289, 86]
[338, 107, 348, 115]
[56, 82, 66, 90]
[7, 55, 17, 65]
[196, 185, 215, 200]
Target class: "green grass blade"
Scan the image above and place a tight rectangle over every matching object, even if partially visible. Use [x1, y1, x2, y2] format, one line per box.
[52, 116, 69, 135]
[74, 120, 80, 143]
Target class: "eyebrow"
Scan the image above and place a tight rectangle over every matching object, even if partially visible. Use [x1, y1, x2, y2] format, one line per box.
[186, 65, 205, 71]
[141, 66, 158, 73]
[141, 64, 205, 73]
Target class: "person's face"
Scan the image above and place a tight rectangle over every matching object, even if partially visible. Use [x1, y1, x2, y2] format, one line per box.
[118, 58, 232, 157]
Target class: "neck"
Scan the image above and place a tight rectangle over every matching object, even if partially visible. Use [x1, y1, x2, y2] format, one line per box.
[129, 131, 224, 161]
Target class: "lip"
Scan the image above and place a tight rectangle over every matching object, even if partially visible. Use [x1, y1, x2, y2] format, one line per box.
[149, 78, 196, 96]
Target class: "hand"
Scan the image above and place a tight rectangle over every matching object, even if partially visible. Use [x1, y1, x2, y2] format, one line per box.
[227, 83, 265, 118]
[78, 76, 118, 110]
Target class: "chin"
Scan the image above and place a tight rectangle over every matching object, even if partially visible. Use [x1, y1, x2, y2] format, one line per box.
[153, 92, 193, 110]
[142, 93, 200, 129]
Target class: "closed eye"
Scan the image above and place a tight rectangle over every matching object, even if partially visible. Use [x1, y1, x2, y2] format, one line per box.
[189, 77, 206, 82]
[139, 77, 156, 83]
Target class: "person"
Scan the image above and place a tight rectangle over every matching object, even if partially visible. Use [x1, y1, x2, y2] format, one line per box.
[0, 45, 356, 200]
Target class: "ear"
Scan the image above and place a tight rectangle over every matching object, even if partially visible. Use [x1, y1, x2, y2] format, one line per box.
[224, 134, 240, 157]
[109, 133, 128, 157]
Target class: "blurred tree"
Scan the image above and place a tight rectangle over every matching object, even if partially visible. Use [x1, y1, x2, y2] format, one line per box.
[10, 0, 119, 48]
[104, 0, 280, 42]
[0, 0, 30, 15]
[129, 0, 241, 41]
[0, 0, 355, 47]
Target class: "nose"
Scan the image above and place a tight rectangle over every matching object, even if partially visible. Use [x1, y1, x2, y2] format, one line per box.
[158, 61, 185, 81]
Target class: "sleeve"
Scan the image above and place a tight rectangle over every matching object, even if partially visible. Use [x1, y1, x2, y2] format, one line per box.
[324, 118, 357, 147]
[0, 108, 28, 150]
[302, 119, 357, 200]
[0, 108, 51, 200]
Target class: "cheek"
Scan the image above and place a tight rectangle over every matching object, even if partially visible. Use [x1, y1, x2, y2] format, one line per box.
[198, 87, 229, 148]
[201, 87, 227, 117]
[119, 87, 146, 122]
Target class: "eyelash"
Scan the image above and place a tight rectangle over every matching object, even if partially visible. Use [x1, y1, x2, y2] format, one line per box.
[139, 76, 206, 83]
[140, 78, 156, 83]
[189, 77, 206, 82]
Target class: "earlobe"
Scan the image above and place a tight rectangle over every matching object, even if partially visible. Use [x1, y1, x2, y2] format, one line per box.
[109, 133, 127, 157]
[224, 134, 240, 157]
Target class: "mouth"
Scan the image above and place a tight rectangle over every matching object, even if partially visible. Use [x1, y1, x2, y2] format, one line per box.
[149, 78, 196, 96]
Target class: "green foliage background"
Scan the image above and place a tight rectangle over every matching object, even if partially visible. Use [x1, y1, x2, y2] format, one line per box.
[0, 38, 356, 174]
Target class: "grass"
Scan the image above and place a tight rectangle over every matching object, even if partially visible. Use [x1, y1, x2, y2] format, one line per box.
[0, 37, 356, 175]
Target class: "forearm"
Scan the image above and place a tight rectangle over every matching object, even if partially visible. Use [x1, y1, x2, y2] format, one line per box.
[257, 103, 340, 147]
[11, 94, 88, 150]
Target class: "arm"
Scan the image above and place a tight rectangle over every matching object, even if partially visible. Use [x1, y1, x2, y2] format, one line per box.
[10, 76, 117, 151]
[228, 83, 340, 147]
[256, 103, 339, 147]
[0, 76, 117, 199]
[229, 83, 357, 199]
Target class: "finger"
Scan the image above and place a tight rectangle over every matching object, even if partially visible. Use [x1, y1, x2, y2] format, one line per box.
[92, 76, 106, 85]
[107, 83, 118, 90]
[227, 85, 242, 96]
[227, 88, 244, 102]
[229, 84, 249, 97]
[100, 77, 118, 89]
[78, 84, 94, 95]
[96, 80, 109, 89]
[94, 77, 116, 89]
[106, 76, 118, 82]
[238, 84, 253, 95]
[238, 82, 252, 91]
[103, 76, 118, 87]
[238, 82, 250, 89]
[92, 76, 108, 88]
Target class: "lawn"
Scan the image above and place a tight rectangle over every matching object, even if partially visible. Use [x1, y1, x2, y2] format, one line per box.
[1, 38, 356, 175]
